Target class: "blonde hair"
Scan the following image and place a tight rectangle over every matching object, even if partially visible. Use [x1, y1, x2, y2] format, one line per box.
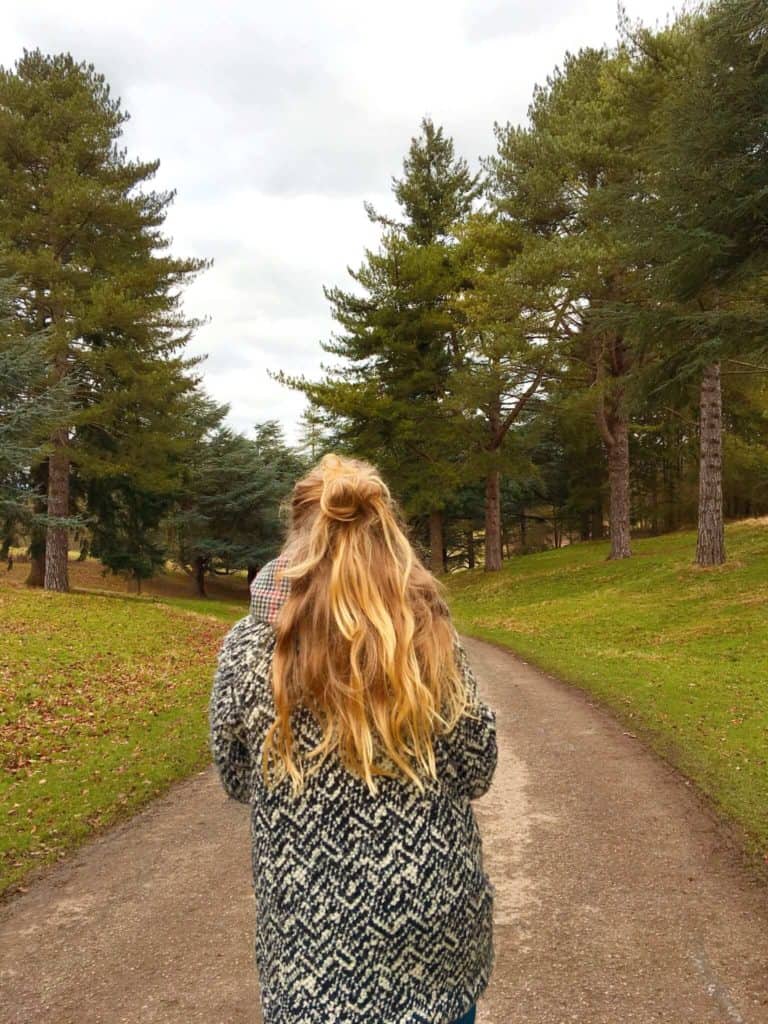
[261, 452, 469, 798]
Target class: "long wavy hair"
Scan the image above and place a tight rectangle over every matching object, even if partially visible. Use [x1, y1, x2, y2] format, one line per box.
[261, 452, 469, 798]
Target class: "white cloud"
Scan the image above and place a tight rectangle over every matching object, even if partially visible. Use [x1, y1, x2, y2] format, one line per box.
[2, 0, 677, 444]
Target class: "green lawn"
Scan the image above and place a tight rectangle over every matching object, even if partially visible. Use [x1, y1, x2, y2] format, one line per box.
[0, 581, 244, 898]
[446, 518, 768, 866]
[4, 522, 767, 897]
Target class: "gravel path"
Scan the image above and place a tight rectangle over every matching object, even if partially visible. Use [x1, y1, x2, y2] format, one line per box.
[1, 635, 767, 1023]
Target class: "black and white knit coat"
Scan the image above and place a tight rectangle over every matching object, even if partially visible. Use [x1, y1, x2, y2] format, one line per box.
[208, 558, 498, 1024]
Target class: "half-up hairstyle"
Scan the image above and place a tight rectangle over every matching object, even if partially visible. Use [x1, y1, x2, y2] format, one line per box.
[261, 453, 469, 798]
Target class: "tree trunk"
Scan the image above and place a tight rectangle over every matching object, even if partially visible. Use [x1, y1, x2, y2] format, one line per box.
[26, 533, 46, 587]
[247, 564, 259, 586]
[696, 361, 725, 566]
[466, 528, 475, 570]
[606, 415, 632, 559]
[44, 428, 70, 592]
[519, 509, 527, 550]
[594, 335, 632, 558]
[484, 469, 502, 571]
[428, 510, 444, 575]
[194, 556, 208, 597]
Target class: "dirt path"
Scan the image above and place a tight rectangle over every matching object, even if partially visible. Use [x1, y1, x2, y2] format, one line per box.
[1, 636, 768, 1023]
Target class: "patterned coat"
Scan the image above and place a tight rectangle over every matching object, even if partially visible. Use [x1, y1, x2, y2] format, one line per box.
[208, 558, 498, 1024]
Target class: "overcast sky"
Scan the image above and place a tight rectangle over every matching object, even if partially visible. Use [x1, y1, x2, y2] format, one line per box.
[3, 0, 680, 444]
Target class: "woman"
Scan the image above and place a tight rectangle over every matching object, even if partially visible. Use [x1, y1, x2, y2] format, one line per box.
[209, 453, 497, 1024]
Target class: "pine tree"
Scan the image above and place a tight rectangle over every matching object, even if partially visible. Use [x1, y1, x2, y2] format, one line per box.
[618, 0, 768, 565]
[84, 389, 226, 590]
[274, 118, 481, 573]
[89, 484, 170, 592]
[170, 421, 303, 597]
[486, 47, 657, 560]
[391, 118, 482, 245]
[0, 50, 209, 591]
[451, 211, 560, 569]
[296, 403, 335, 464]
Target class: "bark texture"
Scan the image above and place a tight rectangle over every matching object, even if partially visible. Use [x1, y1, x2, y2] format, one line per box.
[606, 415, 632, 559]
[593, 332, 632, 560]
[429, 510, 444, 575]
[26, 536, 45, 587]
[484, 469, 502, 572]
[696, 361, 726, 566]
[44, 428, 70, 592]
[596, 390, 632, 560]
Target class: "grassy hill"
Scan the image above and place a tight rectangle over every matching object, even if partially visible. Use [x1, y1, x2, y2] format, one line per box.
[0, 571, 246, 899]
[445, 518, 768, 866]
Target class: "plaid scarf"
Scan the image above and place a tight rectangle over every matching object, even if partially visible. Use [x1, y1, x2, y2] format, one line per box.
[249, 554, 291, 626]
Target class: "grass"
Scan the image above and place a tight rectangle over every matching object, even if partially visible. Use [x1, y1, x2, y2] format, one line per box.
[445, 518, 768, 866]
[0, 571, 246, 899]
[5, 523, 768, 895]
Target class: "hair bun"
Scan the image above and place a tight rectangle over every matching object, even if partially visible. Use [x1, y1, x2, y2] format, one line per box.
[319, 454, 388, 523]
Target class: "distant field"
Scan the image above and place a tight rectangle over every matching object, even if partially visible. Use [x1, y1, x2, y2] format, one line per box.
[0, 572, 245, 899]
[445, 518, 768, 865]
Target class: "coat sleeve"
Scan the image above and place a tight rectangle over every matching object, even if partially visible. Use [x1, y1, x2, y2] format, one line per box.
[208, 628, 254, 804]
[435, 633, 498, 801]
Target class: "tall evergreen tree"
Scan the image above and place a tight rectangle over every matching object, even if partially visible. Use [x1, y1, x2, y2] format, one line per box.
[618, 0, 768, 565]
[0, 50, 209, 591]
[486, 47, 657, 559]
[275, 118, 481, 573]
[452, 211, 561, 569]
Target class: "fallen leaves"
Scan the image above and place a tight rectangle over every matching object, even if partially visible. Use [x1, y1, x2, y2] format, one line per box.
[0, 575, 241, 895]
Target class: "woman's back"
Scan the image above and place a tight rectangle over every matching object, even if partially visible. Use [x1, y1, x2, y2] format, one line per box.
[209, 455, 498, 1024]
